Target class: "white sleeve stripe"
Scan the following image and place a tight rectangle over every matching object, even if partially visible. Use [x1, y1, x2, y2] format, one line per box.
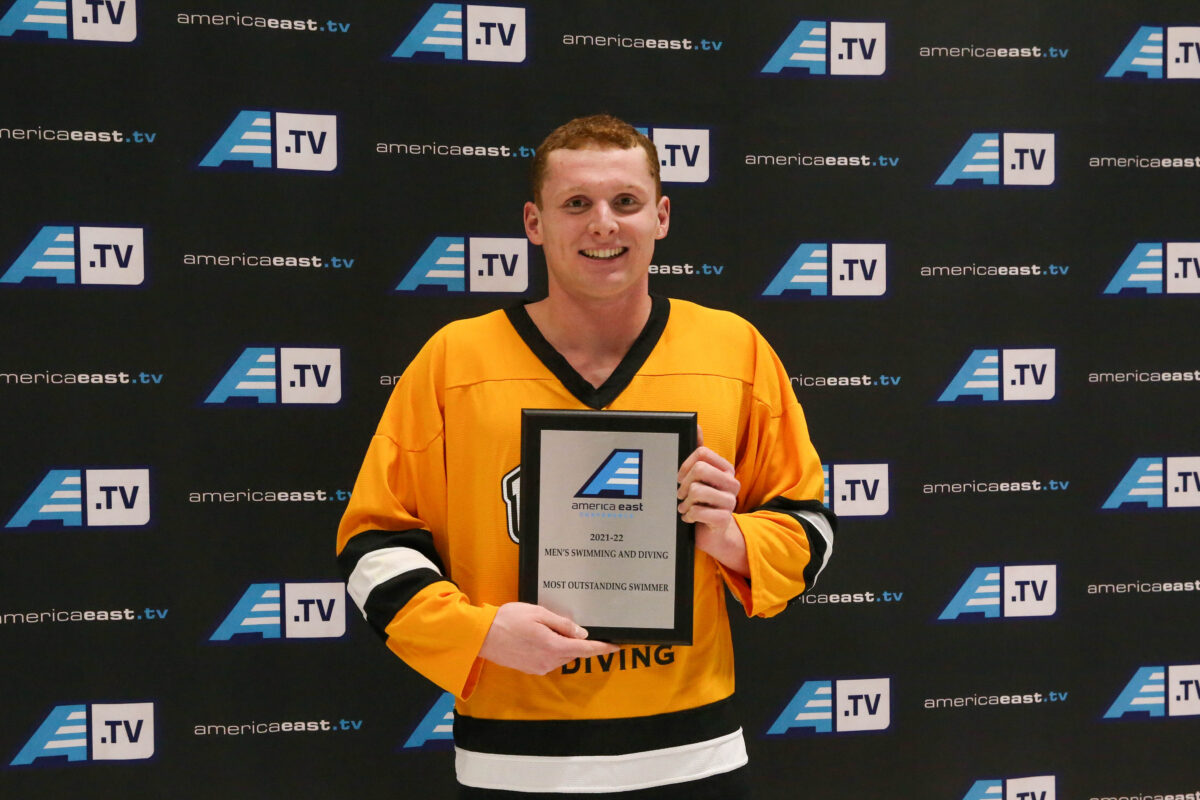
[347, 547, 442, 618]
[455, 729, 747, 793]
[792, 509, 834, 576]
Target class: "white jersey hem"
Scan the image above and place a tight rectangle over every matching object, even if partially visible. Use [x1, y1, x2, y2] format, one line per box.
[454, 728, 748, 793]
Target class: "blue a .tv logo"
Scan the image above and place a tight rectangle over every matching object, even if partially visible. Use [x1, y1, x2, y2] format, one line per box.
[762, 19, 886, 76]
[1103, 457, 1200, 510]
[404, 692, 455, 749]
[763, 242, 886, 297]
[6, 468, 150, 529]
[634, 126, 710, 184]
[1104, 242, 1200, 295]
[823, 463, 889, 517]
[939, 348, 1056, 402]
[10, 702, 154, 766]
[205, 346, 342, 405]
[200, 110, 338, 172]
[210, 582, 346, 641]
[939, 565, 1057, 621]
[395, 236, 527, 293]
[961, 776, 1056, 800]
[1105, 664, 1200, 719]
[2, 225, 144, 287]
[1107, 26, 1200, 79]
[937, 133, 1055, 187]
[768, 677, 890, 735]
[392, 3, 526, 63]
[0, 0, 136, 42]
[576, 450, 642, 499]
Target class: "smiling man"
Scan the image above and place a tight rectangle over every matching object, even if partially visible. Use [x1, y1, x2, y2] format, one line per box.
[337, 114, 835, 798]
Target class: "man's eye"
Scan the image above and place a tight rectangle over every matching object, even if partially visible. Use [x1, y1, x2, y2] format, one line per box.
[615, 196, 639, 207]
[564, 198, 588, 209]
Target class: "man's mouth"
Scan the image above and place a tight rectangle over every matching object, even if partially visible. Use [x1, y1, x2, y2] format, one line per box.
[580, 247, 627, 260]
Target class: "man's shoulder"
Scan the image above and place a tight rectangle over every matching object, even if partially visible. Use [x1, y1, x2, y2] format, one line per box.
[434, 307, 513, 341]
[659, 299, 792, 404]
[402, 308, 517, 380]
[419, 308, 516, 358]
[420, 306, 541, 386]
[666, 298, 763, 343]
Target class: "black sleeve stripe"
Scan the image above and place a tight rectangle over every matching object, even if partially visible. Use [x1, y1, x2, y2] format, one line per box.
[341, 528, 458, 634]
[749, 497, 836, 594]
[337, 528, 447, 581]
[752, 497, 838, 532]
[796, 512, 832, 590]
[362, 569, 452, 639]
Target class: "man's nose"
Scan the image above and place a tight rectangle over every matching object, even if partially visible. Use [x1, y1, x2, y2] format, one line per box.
[588, 203, 618, 236]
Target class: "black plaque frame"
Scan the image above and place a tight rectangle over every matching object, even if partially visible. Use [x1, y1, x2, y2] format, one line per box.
[519, 409, 696, 645]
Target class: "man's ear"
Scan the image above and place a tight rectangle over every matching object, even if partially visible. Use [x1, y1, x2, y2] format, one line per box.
[655, 195, 671, 240]
[524, 201, 543, 245]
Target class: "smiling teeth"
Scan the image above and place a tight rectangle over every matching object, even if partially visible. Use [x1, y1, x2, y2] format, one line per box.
[582, 248, 625, 259]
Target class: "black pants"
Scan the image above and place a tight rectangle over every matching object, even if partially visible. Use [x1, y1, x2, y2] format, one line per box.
[457, 767, 752, 799]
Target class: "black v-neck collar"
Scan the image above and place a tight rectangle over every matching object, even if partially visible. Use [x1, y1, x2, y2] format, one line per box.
[504, 295, 670, 410]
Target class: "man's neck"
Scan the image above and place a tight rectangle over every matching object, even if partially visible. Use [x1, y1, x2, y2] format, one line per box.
[525, 291, 653, 389]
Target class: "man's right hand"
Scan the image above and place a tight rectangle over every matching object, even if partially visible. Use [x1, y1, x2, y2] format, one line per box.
[478, 602, 621, 675]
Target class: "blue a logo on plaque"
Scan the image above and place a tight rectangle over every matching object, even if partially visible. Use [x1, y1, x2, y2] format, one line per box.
[576, 450, 643, 499]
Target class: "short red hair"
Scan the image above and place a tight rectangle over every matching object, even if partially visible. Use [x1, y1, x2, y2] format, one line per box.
[529, 114, 661, 206]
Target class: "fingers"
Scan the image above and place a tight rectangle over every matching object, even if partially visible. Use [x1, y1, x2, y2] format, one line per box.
[678, 483, 736, 521]
[569, 638, 622, 659]
[529, 640, 620, 675]
[480, 603, 622, 675]
[531, 613, 620, 674]
[677, 457, 740, 511]
[678, 458, 739, 496]
[677, 442, 739, 531]
[534, 606, 589, 640]
[677, 445, 735, 486]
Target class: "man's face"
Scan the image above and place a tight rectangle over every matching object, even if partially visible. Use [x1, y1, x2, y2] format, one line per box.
[524, 145, 669, 303]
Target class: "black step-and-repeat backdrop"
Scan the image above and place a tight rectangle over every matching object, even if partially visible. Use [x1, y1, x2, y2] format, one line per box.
[2, 2, 1198, 798]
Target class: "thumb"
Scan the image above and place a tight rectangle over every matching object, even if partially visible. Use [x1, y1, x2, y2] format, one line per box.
[536, 607, 589, 640]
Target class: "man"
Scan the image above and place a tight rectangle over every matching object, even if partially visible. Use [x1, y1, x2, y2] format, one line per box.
[337, 114, 835, 798]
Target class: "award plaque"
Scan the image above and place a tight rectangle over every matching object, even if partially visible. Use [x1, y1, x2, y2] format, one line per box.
[518, 409, 696, 645]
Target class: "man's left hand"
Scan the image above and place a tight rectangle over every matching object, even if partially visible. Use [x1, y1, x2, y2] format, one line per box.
[677, 428, 750, 576]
